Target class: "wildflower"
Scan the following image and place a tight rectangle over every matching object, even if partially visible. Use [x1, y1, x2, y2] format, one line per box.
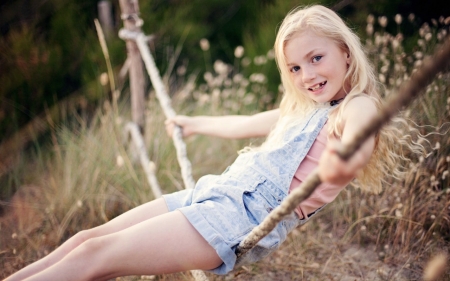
[100, 72, 109, 86]
[375, 34, 383, 46]
[431, 215, 436, 220]
[234, 46, 244, 58]
[443, 171, 449, 180]
[391, 39, 400, 50]
[431, 19, 438, 26]
[419, 28, 426, 38]
[77, 200, 83, 207]
[366, 24, 374, 35]
[378, 16, 388, 27]
[408, 13, 415, 22]
[241, 57, 251, 67]
[224, 78, 232, 87]
[378, 73, 386, 83]
[199, 38, 210, 51]
[445, 16, 450, 25]
[395, 209, 402, 218]
[116, 155, 124, 167]
[425, 33, 432, 42]
[395, 33, 404, 42]
[254, 56, 267, 65]
[203, 72, 213, 83]
[266, 49, 275, 59]
[177, 65, 186, 76]
[367, 14, 375, 24]
[213, 60, 228, 75]
[388, 78, 394, 86]
[12, 233, 18, 239]
[360, 225, 367, 231]
[434, 142, 441, 150]
[380, 65, 389, 74]
[417, 39, 425, 48]
[414, 51, 423, 59]
[395, 14, 402, 25]
[249, 73, 266, 83]
[233, 74, 243, 83]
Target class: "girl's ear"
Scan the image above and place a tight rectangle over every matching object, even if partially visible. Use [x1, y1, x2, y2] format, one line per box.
[346, 53, 351, 65]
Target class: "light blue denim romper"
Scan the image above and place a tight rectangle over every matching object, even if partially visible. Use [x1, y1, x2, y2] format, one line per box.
[163, 105, 331, 274]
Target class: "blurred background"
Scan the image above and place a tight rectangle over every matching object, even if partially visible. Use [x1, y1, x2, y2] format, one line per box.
[1, 1, 450, 279]
[1, 0, 449, 145]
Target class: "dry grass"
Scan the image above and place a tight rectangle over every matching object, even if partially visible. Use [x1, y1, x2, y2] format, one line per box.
[1, 13, 450, 281]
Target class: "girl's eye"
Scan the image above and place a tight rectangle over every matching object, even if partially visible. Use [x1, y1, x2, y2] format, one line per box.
[290, 66, 300, 73]
[312, 55, 322, 63]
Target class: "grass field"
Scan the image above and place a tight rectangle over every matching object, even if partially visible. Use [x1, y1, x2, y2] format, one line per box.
[1, 13, 449, 281]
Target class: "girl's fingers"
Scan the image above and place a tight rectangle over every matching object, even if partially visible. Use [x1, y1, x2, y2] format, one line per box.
[319, 140, 365, 185]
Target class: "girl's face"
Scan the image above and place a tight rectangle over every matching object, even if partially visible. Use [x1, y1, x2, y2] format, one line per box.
[284, 30, 350, 104]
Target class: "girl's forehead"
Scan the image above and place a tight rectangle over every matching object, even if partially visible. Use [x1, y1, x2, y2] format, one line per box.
[286, 30, 335, 51]
[285, 30, 346, 56]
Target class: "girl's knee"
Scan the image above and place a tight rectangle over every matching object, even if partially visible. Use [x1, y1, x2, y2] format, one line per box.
[70, 229, 95, 247]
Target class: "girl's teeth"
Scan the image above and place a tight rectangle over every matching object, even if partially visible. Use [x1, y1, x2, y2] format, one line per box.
[309, 81, 326, 91]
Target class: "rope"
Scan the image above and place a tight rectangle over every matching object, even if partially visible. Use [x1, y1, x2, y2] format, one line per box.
[119, 29, 208, 281]
[235, 35, 450, 258]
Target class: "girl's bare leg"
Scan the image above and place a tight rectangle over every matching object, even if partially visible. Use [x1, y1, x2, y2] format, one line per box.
[5, 198, 170, 281]
[23, 210, 222, 281]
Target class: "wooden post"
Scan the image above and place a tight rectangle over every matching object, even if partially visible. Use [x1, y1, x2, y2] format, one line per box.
[119, 0, 145, 133]
[98, 1, 114, 40]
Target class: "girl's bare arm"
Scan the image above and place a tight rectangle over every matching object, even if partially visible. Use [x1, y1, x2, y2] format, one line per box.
[165, 109, 280, 139]
[318, 96, 378, 185]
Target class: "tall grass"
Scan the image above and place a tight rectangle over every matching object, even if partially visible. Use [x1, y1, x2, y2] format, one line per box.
[1, 12, 449, 281]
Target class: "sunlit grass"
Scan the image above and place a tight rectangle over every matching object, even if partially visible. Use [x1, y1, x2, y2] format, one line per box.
[1, 12, 449, 280]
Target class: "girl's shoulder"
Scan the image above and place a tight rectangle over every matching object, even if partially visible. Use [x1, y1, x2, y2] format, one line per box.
[340, 94, 378, 129]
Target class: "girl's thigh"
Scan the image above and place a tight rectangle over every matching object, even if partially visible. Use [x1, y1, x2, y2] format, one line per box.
[86, 198, 169, 237]
[61, 210, 222, 280]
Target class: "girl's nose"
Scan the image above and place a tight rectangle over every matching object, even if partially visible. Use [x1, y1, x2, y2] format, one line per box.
[302, 67, 316, 82]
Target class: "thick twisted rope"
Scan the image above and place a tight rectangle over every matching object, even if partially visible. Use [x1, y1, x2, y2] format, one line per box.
[235, 36, 450, 258]
[119, 29, 208, 281]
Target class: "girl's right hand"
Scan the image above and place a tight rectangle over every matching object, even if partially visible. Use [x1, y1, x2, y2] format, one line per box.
[165, 116, 197, 138]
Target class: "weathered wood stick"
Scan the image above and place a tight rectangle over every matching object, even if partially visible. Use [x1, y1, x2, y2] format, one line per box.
[119, 29, 197, 190]
[124, 122, 163, 198]
[118, 28, 207, 281]
[235, 36, 450, 258]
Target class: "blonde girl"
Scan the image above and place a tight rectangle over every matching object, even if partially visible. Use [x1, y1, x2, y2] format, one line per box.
[5, 5, 407, 280]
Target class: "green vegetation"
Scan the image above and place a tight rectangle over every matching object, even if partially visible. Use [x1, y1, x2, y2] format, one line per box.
[0, 0, 449, 279]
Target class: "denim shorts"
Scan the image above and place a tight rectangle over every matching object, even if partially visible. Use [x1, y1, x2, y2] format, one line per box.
[162, 168, 313, 275]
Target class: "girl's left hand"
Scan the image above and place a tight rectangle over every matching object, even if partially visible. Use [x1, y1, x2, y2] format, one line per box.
[318, 139, 368, 186]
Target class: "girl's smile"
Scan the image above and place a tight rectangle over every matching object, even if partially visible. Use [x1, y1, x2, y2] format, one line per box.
[285, 30, 350, 103]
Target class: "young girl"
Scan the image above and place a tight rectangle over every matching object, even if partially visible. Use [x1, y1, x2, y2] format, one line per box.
[6, 5, 410, 280]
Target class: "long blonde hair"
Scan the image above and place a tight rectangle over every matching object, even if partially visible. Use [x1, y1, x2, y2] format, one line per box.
[257, 5, 425, 193]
